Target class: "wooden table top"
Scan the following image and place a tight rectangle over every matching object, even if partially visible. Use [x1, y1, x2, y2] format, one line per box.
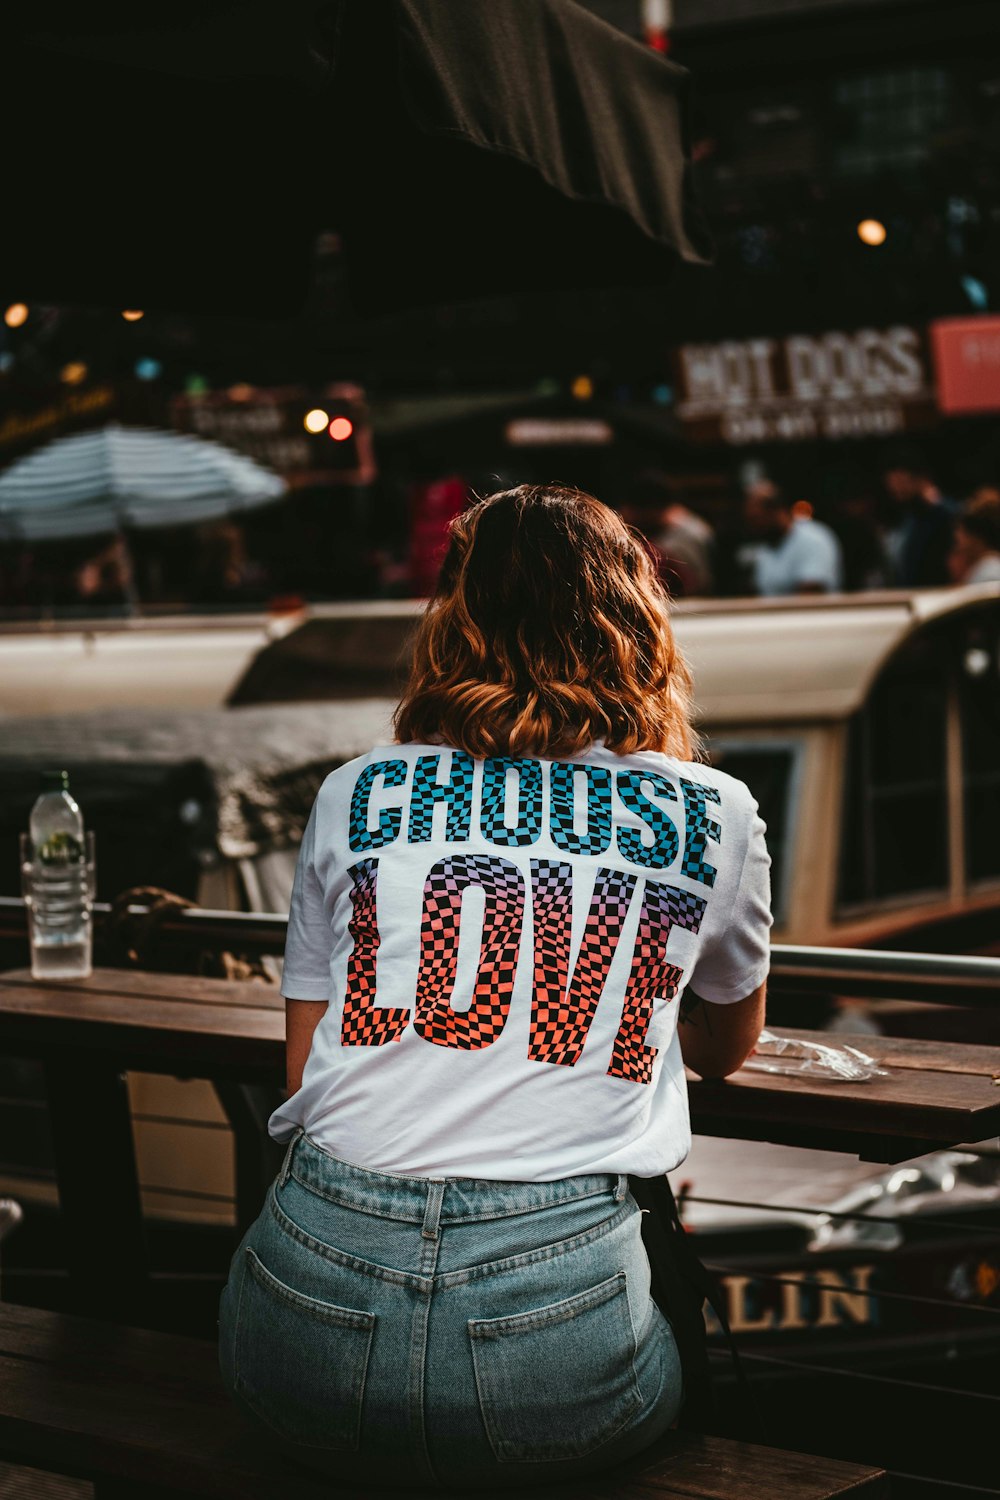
[3, 967, 1000, 1159]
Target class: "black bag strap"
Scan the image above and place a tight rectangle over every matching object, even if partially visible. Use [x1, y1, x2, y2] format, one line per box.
[628, 1172, 762, 1440]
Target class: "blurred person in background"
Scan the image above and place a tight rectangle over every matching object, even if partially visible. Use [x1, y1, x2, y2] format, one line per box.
[192, 519, 270, 606]
[827, 477, 890, 592]
[621, 471, 715, 597]
[880, 443, 957, 588]
[743, 480, 843, 596]
[949, 488, 1000, 585]
[74, 531, 139, 613]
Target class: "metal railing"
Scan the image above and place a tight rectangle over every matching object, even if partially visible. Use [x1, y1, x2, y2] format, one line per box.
[1, 894, 998, 1003]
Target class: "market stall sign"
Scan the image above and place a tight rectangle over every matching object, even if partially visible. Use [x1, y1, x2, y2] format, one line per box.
[0, 385, 115, 455]
[674, 327, 937, 444]
[171, 385, 376, 487]
[931, 316, 1000, 415]
[505, 417, 614, 446]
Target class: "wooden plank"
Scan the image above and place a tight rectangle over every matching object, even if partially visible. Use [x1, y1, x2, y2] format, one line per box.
[0, 1305, 887, 1499]
[0, 968, 283, 1013]
[0, 989, 283, 1073]
[775, 1029, 1000, 1079]
[689, 1063, 1000, 1139]
[127, 1073, 230, 1126]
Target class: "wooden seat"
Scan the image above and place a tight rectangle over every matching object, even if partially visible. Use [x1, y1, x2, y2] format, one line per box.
[0, 1301, 887, 1499]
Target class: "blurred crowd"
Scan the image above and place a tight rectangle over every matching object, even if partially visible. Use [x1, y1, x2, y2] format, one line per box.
[623, 444, 1000, 600]
[2, 443, 999, 614]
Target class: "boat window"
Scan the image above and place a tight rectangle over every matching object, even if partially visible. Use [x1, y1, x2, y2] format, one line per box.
[837, 631, 949, 909]
[705, 743, 795, 924]
[959, 613, 1000, 884]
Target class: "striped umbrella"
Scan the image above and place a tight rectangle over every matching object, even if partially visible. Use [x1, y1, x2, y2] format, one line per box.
[0, 423, 287, 541]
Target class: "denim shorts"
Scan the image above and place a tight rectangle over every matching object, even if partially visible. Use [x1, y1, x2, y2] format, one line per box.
[217, 1126, 684, 1491]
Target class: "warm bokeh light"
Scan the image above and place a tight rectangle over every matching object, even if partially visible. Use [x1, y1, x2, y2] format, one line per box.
[792, 499, 814, 519]
[303, 408, 330, 434]
[857, 218, 887, 247]
[4, 303, 28, 329]
[121, 310, 144, 322]
[228, 383, 254, 401]
[571, 375, 594, 401]
[60, 362, 88, 385]
[328, 416, 354, 441]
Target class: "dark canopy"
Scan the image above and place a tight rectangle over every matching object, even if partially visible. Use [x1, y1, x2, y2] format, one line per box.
[3, 1, 711, 316]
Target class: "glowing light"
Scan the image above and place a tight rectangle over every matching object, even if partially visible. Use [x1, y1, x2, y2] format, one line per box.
[135, 357, 162, 381]
[185, 374, 209, 395]
[328, 416, 354, 441]
[60, 362, 88, 385]
[792, 499, 814, 519]
[228, 383, 254, 401]
[303, 408, 329, 434]
[121, 309, 144, 322]
[857, 219, 887, 247]
[4, 303, 28, 329]
[652, 383, 673, 405]
[571, 375, 594, 401]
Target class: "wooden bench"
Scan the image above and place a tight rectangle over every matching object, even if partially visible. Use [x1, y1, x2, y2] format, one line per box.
[0, 1302, 887, 1499]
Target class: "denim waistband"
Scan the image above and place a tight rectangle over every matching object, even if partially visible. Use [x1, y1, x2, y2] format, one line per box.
[278, 1127, 629, 1228]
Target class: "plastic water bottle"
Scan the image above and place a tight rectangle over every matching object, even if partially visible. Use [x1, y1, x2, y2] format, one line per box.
[26, 769, 92, 979]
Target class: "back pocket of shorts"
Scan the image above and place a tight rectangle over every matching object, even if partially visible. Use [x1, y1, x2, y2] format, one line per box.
[234, 1245, 375, 1451]
[468, 1270, 642, 1463]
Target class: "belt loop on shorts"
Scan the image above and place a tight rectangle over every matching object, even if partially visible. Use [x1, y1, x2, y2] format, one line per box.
[278, 1125, 304, 1189]
[614, 1173, 628, 1202]
[421, 1180, 446, 1240]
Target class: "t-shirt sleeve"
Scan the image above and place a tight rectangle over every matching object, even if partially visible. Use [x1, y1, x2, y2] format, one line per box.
[684, 792, 773, 1004]
[280, 796, 333, 1001]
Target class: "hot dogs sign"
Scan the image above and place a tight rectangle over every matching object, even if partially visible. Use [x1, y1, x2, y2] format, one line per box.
[675, 325, 937, 443]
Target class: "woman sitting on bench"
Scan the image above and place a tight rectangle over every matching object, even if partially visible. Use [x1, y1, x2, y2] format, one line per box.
[217, 483, 772, 1491]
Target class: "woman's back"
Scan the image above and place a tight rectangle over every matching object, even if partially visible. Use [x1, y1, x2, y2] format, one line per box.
[269, 737, 769, 1180]
[222, 483, 771, 1490]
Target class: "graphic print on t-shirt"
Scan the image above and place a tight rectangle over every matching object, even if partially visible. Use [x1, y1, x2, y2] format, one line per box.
[527, 860, 636, 1068]
[271, 740, 772, 1178]
[414, 855, 525, 1050]
[337, 753, 724, 1085]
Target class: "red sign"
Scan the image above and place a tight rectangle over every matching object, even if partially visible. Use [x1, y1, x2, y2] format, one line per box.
[931, 317, 1000, 415]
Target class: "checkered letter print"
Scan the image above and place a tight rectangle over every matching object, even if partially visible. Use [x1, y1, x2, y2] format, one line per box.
[480, 758, 543, 846]
[340, 859, 411, 1046]
[607, 881, 707, 1084]
[528, 861, 637, 1067]
[679, 778, 722, 888]
[549, 762, 614, 855]
[407, 752, 475, 843]
[349, 760, 409, 853]
[414, 855, 525, 1050]
[616, 770, 680, 869]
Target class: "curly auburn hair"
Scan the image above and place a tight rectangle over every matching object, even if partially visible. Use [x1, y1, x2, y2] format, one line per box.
[393, 484, 699, 761]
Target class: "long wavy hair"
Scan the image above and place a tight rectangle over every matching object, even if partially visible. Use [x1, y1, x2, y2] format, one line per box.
[393, 484, 699, 761]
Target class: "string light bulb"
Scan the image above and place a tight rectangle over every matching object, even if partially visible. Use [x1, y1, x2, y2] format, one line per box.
[857, 219, 887, 247]
[303, 408, 329, 434]
[4, 303, 28, 328]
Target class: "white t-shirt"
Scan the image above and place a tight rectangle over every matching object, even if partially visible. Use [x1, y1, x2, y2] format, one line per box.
[754, 516, 844, 596]
[268, 740, 772, 1180]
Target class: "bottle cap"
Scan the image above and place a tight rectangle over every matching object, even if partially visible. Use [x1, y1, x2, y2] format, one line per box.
[40, 769, 70, 790]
